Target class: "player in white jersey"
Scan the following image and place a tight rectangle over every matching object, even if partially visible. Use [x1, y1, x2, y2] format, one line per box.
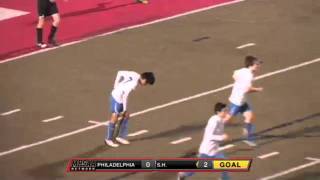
[226, 56, 263, 147]
[177, 102, 230, 180]
[105, 71, 155, 147]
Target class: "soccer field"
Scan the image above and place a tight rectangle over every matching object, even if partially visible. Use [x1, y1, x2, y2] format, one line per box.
[0, 0, 320, 179]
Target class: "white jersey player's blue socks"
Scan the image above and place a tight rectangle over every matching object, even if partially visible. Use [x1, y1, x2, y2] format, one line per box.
[119, 119, 129, 138]
[245, 123, 255, 141]
[107, 122, 116, 140]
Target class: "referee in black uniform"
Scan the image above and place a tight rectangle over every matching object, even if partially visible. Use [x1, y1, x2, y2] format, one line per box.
[36, 0, 62, 48]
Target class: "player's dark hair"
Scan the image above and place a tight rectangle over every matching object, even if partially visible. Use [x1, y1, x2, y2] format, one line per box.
[141, 72, 155, 85]
[214, 102, 227, 114]
[245, 55, 258, 67]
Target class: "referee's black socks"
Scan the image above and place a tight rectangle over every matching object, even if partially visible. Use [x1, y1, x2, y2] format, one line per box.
[48, 25, 58, 41]
[36, 28, 43, 43]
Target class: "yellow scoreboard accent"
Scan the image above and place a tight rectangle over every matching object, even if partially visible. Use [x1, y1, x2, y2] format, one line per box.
[213, 160, 251, 170]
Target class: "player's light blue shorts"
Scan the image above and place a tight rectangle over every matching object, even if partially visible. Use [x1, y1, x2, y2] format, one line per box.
[198, 153, 226, 159]
[229, 102, 252, 116]
[110, 96, 123, 114]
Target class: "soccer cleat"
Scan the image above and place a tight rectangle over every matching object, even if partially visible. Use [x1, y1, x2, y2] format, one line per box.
[48, 39, 59, 47]
[105, 139, 119, 147]
[116, 137, 130, 145]
[137, 0, 148, 4]
[242, 140, 257, 147]
[37, 43, 47, 48]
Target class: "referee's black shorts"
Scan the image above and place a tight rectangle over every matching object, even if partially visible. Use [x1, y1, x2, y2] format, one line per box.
[38, 0, 59, 17]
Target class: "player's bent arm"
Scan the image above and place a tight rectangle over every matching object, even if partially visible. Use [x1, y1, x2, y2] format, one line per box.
[247, 86, 263, 93]
[122, 90, 130, 112]
[210, 134, 228, 141]
[207, 121, 227, 141]
[114, 71, 127, 88]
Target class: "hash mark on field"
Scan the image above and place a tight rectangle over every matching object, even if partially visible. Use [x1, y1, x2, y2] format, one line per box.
[128, 130, 149, 137]
[42, 116, 64, 123]
[1, 109, 21, 116]
[258, 152, 279, 159]
[170, 137, 192, 144]
[236, 43, 256, 49]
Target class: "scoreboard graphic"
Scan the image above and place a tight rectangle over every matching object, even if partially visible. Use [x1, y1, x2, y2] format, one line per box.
[66, 158, 252, 172]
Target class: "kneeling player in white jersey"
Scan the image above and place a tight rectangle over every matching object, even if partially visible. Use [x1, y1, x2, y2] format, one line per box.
[105, 71, 155, 147]
[226, 56, 263, 147]
[177, 102, 230, 180]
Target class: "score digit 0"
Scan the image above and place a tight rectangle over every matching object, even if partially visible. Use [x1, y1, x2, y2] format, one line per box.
[142, 160, 156, 169]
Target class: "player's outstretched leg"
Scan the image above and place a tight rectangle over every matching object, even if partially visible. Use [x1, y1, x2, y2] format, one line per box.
[116, 117, 130, 145]
[105, 114, 120, 148]
[242, 111, 257, 147]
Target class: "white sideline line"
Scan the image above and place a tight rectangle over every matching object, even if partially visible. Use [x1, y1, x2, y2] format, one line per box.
[170, 137, 192, 144]
[0, 0, 244, 64]
[259, 157, 320, 180]
[258, 152, 279, 159]
[41, 116, 64, 123]
[236, 43, 256, 49]
[128, 130, 149, 137]
[1, 109, 21, 116]
[0, 57, 319, 157]
[218, 144, 235, 151]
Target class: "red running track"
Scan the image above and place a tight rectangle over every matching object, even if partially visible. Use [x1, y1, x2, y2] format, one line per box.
[0, 0, 236, 62]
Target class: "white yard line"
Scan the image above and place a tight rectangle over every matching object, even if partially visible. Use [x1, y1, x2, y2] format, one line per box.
[128, 130, 149, 137]
[170, 137, 192, 144]
[0, 0, 244, 64]
[0, 57, 319, 157]
[258, 152, 279, 159]
[259, 157, 320, 180]
[41, 116, 64, 123]
[236, 43, 256, 49]
[1, 109, 21, 116]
